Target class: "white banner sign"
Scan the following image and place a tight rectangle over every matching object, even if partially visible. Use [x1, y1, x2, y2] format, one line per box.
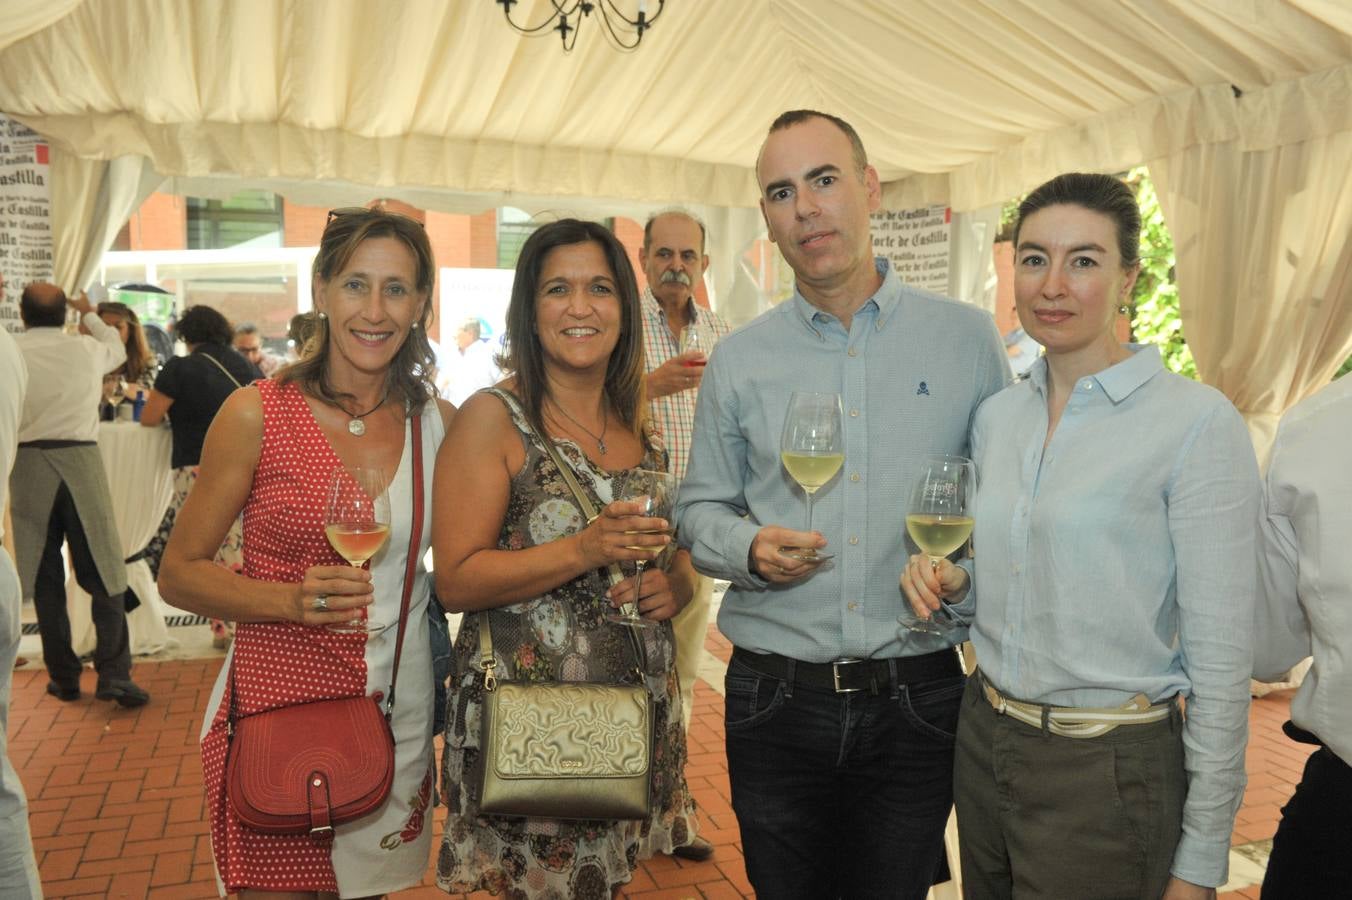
[871, 205, 950, 295]
[0, 113, 53, 334]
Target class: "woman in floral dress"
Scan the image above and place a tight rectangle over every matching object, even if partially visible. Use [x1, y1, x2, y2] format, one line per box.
[432, 218, 699, 898]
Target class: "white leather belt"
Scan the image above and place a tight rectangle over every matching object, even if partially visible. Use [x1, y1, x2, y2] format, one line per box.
[980, 672, 1174, 739]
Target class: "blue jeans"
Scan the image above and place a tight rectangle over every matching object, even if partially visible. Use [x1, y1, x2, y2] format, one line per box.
[724, 653, 964, 900]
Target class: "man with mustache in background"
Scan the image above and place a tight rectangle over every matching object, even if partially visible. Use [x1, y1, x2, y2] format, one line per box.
[639, 208, 730, 863]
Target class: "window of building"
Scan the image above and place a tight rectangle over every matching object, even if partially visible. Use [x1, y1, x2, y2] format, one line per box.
[496, 207, 536, 269]
[187, 190, 284, 250]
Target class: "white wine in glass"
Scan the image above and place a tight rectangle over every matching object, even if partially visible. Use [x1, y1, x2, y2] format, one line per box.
[901, 455, 975, 635]
[779, 391, 844, 562]
[324, 466, 391, 632]
[607, 468, 678, 630]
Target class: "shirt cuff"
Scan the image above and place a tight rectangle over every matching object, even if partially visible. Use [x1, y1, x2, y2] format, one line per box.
[1170, 832, 1230, 889]
[724, 518, 766, 589]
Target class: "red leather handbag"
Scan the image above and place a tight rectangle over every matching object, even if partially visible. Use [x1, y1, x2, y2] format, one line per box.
[224, 415, 424, 837]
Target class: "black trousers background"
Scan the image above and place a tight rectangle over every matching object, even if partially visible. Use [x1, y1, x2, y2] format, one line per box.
[1261, 745, 1352, 898]
[33, 481, 130, 686]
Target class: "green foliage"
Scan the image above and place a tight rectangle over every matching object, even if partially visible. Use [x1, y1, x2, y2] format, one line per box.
[1337, 355, 1352, 380]
[1125, 167, 1197, 379]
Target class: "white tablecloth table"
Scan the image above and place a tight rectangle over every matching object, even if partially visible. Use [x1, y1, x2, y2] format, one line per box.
[67, 421, 175, 655]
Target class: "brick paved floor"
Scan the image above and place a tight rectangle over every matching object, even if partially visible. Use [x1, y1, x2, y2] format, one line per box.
[7, 626, 1309, 899]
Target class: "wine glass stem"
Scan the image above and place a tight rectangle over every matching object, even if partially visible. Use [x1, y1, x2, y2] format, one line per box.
[632, 561, 646, 618]
[804, 490, 814, 536]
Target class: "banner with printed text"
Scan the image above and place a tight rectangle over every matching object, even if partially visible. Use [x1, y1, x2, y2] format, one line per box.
[871, 205, 950, 295]
[0, 113, 53, 334]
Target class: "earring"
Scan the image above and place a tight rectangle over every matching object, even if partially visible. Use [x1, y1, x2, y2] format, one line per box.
[316, 311, 327, 320]
[410, 321, 420, 330]
[1117, 304, 1130, 315]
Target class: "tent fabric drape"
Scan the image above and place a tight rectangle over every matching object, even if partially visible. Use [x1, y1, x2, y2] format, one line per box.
[1149, 66, 1352, 463]
[50, 149, 162, 292]
[4, 1, 1351, 212]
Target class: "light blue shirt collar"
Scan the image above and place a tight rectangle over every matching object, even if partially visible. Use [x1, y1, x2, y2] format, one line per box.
[789, 257, 899, 338]
[1027, 343, 1165, 404]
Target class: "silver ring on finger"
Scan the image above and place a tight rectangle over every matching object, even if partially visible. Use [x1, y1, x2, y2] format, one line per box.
[313, 594, 329, 612]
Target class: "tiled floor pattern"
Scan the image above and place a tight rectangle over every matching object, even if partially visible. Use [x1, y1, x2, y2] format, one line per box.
[7, 626, 1311, 899]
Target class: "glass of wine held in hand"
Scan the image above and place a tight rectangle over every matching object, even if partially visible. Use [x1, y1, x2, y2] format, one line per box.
[779, 391, 844, 562]
[606, 468, 679, 630]
[901, 454, 975, 635]
[324, 466, 391, 632]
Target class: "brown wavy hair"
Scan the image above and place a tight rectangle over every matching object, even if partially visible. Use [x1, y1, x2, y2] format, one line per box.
[498, 218, 646, 442]
[97, 301, 156, 384]
[276, 208, 436, 412]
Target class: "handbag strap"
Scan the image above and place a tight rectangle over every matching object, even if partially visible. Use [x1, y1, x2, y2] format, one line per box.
[198, 348, 244, 388]
[384, 411, 424, 718]
[477, 389, 648, 687]
[228, 410, 424, 731]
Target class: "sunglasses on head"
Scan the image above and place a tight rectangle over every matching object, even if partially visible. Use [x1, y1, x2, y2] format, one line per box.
[326, 207, 425, 228]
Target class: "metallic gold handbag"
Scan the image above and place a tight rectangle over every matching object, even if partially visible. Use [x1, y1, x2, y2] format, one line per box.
[472, 402, 655, 820]
[474, 624, 654, 820]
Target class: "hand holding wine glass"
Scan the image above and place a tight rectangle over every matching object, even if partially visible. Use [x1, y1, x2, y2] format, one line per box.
[324, 466, 391, 632]
[779, 391, 844, 562]
[679, 320, 713, 365]
[606, 468, 678, 629]
[900, 455, 975, 634]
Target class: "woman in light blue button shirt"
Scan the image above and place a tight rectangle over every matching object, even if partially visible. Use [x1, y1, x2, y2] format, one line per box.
[902, 173, 1259, 900]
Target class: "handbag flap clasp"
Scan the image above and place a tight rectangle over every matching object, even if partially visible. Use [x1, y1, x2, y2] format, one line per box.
[307, 770, 334, 838]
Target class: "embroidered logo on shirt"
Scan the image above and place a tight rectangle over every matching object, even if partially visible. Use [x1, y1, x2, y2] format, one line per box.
[916, 381, 930, 396]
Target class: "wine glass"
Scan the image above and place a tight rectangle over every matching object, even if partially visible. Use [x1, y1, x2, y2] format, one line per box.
[606, 468, 679, 629]
[900, 454, 976, 635]
[779, 391, 844, 562]
[679, 320, 714, 365]
[324, 466, 391, 633]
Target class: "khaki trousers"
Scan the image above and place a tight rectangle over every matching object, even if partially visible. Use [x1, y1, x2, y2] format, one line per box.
[670, 572, 713, 730]
[954, 676, 1186, 899]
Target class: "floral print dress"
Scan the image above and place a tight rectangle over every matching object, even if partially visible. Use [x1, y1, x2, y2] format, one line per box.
[437, 390, 698, 899]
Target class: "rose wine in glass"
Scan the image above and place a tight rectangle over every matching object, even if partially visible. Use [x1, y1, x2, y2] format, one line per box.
[901, 454, 975, 635]
[679, 321, 714, 367]
[606, 468, 678, 629]
[779, 391, 843, 562]
[324, 466, 390, 632]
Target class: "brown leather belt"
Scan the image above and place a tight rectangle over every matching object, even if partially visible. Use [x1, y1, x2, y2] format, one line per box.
[732, 647, 961, 694]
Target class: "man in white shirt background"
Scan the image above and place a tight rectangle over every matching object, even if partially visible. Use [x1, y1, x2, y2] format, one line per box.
[0, 284, 43, 899]
[1255, 374, 1352, 898]
[445, 316, 501, 406]
[10, 283, 149, 708]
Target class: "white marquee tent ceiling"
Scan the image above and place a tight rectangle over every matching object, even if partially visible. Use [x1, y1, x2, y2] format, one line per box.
[2, 0, 1351, 211]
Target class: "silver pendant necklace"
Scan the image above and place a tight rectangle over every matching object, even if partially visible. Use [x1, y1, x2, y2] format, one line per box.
[549, 397, 609, 455]
[343, 387, 391, 437]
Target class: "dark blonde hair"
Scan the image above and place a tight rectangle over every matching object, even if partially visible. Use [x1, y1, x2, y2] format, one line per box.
[98, 301, 155, 384]
[277, 209, 436, 412]
[499, 218, 646, 442]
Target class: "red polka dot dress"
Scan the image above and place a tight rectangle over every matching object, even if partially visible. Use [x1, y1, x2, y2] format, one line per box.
[199, 379, 441, 896]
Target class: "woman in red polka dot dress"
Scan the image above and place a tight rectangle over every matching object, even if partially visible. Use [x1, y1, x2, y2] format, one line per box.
[160, 208, 455, 898]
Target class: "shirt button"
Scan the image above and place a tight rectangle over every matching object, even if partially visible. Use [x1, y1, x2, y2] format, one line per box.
[1082, 380, 1094, 390]
[848, 536, 859, 545]
[850, 472, 860, 482]
[849, 408, 859, 417]
[847, 348, 858, 357]
[847, 602, 858, 611]
[1012, 564, 1021, 574]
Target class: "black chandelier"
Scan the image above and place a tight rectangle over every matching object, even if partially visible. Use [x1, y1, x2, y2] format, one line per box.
[494, 0, 665, 52]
